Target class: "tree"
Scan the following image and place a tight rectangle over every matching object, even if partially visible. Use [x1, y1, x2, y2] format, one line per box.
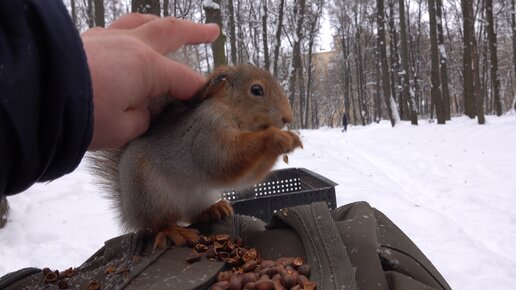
[462, 0, 476, 118]
[132, 0, 160, 15]
[94, 0, 105, 27]
[227, 0, 238, 65]
[398, 0, 418, 124]
[71, 0, 77, 27]
[287, 0, 306, 127]
[377, 0, 399, 126]
[435, 0, 451, 119]
[486, 0, 503, 116]
[272, 0, 285, 76]
[428, 0, 446, 123]
[204, 0, 226, 67]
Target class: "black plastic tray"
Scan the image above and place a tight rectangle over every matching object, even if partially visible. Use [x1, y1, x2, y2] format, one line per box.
[222, 168, 338, 222]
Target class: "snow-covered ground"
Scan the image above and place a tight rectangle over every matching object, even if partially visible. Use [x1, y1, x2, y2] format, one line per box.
[1, 115, 515, 289]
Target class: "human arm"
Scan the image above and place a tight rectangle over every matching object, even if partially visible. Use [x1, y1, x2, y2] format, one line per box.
[0, 0, 219, 195]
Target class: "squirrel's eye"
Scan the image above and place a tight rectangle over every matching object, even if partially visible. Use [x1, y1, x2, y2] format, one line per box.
[251, 85, 264, 96]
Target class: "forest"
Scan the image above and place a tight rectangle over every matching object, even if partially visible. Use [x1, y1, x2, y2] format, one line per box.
[66, 0, 516, 128]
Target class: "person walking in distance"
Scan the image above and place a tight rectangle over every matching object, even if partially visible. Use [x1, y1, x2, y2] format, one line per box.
[341, 113, 348, 132]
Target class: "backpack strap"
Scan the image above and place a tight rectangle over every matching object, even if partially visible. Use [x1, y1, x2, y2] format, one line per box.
[266, 202, 359, 290]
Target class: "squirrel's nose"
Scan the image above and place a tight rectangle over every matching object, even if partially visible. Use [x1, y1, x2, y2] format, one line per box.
[282, 115, 292, 124]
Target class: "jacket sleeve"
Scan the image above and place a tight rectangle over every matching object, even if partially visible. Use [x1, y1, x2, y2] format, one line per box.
[0, 0, 94, 195]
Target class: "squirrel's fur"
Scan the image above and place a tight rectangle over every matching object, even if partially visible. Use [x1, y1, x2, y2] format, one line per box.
[90, 64, 302, 237]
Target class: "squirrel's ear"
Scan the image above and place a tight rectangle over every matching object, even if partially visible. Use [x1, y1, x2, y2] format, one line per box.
[189, 72, 230, 105]
[210, 73, 228, 88]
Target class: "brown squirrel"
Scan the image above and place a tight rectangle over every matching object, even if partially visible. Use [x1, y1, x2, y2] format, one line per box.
[91, 64, 302, 248]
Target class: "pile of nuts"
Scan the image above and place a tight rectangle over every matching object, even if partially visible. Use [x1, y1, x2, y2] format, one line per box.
[185, 234, 317, 290]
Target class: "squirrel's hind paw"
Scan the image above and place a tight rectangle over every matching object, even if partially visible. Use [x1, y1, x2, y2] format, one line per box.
[153, 225, 200, 249]
[197, 200, 234, 223]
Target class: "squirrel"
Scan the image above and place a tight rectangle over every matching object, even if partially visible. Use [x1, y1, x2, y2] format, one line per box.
[91, 64, 303, 248]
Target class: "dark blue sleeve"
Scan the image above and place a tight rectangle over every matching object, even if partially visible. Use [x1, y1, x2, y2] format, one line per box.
[0, 0, 94, 195]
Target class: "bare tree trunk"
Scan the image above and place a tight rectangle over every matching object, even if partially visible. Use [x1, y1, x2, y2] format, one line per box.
[512, 0, 516, 112]
[435, 0, 451, 119]
[462, 0, 476, 118]
[272, 0, 285, 76]
[94, 0, 104, 27]
[486, 0, 502, 116]
[473, 40, 486, 123]
[375, 46, 383, 122]
[132, 0, 160, 15]
[163, 0, 169, 16]
[355, 4, 366, 126]
[377, 0, 397, 126]
[387, 0, 402, 120]
[341, 37, 353, 124]
[70, 0, 77, 28]
[262, 2, 270, 70]
[428, 0, 446, 123]
[399, 0, 418, 125]
[204, 0, 226, 68]
[86, 0, 94, 28]
[228, 0, 238, 65]
[288, 0, 306, 128]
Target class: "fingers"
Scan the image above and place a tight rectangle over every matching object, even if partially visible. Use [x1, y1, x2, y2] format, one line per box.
[108, 13, 159, 30]
[132, 17, 220, 54]
[150, 56, 207, 100]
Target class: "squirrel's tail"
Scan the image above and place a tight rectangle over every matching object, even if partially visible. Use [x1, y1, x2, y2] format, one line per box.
[88, 149, 123, 208]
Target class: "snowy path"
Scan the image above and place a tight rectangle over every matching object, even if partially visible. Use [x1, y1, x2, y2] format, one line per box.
[1, 115, 516, 289]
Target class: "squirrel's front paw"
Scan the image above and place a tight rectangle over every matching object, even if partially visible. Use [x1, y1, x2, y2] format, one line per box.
[270, 130, 303, 154]
[196, 200, 234, 223]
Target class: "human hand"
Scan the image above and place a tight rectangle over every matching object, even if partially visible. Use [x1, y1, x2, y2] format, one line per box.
[82, 14, 220, 150]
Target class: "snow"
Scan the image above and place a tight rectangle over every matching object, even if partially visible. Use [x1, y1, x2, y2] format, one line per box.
[202, 0, 220, 10]
[1, 115, 516, 290]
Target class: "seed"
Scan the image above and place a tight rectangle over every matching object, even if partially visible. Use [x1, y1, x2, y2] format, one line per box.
[206, 247, 217, 259]
[185, 252, 202, 263]
[44, 271, 58, 283]
[42, 268, 51, 276]
[297, 274, 309, 285]
[216, 234, 231, 242]
[60, 267, 75, 278]
[272, 279, 286, 290]
[87, 281, 100, 290]
[297, 264, 310, 277]
[227, 257, 241, 266]
[217, 271, 232, 282]
[243, 281, 256, 290]
[242, 248, 258, 262]
[260, 260, 275, 269]
[234, 236, 244, 247]
[276, 257, 293, 267]
[212, 280, 230, 289]
[218, 251, 231, 261]
[195, 243, 209, 253]
[292, 257, 304, 268]
[303, 281, 317, 290]
[281, 269, 298, 288]
[225, 240, 236, 251]
[105, 265, 116, 274]
[229, 274, 243, 290]
[254, 278, 274, 290]
[57, 280, 69, 289]
[242, 272, 257, 285]
[242, 260, 258, 272]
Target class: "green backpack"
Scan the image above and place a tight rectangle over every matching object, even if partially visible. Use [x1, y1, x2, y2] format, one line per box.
[0, 201, 451, 290]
